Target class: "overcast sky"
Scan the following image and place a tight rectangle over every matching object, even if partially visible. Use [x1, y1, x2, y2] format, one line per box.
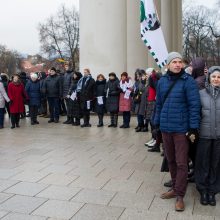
[0, 0, 217, 55]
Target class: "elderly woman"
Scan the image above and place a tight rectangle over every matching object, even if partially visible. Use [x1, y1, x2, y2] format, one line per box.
[8, 74, 28, 129]
[195, 66, 220, 206]
[25, 73, 41, 125]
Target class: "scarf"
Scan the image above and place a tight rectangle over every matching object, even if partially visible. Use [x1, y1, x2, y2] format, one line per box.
[120, 78, 133, 92]
[76, 75, 92, 92]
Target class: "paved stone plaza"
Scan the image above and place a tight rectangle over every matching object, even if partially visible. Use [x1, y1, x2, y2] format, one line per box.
[0, 116, 219, 220]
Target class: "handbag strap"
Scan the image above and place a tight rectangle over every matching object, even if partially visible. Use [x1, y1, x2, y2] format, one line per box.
[162, 75, 182, 107]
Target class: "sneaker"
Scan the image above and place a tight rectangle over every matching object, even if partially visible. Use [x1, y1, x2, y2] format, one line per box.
[145, 139, 155, 147]
[48, 119, 54, 123]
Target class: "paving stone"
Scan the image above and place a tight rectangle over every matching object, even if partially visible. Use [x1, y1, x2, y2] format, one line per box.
[0, 116, 218, 219]
[0, 168, 22, 179]
[71, 189, 116, 205]
[109, 192, 154, 209]
[0, 195, 47, 214]
[32, 200, 84, 219]
[4, 181, 49, 196]
[119, 208, 167, 220]
[38, 174, 79, 186]
[40, 164, 74, 174]
[0, 179, 20, 192]
[71, 203, 124, 220]
[36, 185, 82, 201]
[10, 171, 50, 183]
[15, 162, 50, 172]
[1, 213, 47, 220]
[0, 192, 14, 203]
[0, 210, 8, 218]
[103, 179, 143, 193]
[167, 213, 215, 220]
[69, 176, 110, 190]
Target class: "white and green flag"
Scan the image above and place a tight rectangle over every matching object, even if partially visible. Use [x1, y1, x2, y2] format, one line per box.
[140, 0, 168, 68]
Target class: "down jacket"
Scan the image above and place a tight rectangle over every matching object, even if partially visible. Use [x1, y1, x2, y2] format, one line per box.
[25, 80, 41, 106]
[199, 85, 220, 139]
[154, 70, 201, 133]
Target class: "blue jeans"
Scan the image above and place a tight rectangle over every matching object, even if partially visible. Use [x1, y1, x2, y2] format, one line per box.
[47, 97, 60, 120]
[0, 108, 4, 126]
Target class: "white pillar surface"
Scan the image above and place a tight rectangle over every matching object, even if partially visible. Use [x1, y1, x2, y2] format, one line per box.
[79, 0, 182, 77]
[79, 0, 127, 78]
[126, 0, 149, 75]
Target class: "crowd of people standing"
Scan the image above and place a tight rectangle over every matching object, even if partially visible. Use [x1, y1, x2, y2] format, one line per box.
[0, 53, 220, 212]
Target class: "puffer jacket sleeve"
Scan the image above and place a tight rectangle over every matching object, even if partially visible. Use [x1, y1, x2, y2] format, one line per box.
[185, 77, 201, 130]
[154, 79, 162, 126]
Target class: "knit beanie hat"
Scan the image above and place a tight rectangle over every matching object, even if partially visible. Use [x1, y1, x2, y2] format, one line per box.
[208, 66, 220, 76]
[166, 52, 182, 64]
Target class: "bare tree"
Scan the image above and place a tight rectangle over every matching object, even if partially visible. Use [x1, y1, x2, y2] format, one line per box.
[0, 45, 22, 76]
[38, 5, 79, 70]
[183, 4, 220, 65]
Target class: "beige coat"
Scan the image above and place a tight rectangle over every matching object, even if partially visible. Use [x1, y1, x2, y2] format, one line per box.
[0, 82, 10, 108]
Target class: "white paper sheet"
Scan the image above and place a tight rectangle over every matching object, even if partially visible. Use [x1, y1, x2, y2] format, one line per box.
[124, 90, 131, 99]
[70, 91, 77, 101]
[97, 96, 104, 105]
[87, 100, 91, 109]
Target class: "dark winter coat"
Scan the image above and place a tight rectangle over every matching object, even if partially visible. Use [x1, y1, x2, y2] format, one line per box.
[199, 84, 220, 139]
[8, 82, 28, 113]
[134, 80, 147, 116]
[78, 76, 96, 110]
[25, 80, 41, 106]
[63, 70, 73, 98]
[43, 74, 63, 98]
[68, 77, 82, 118]
[105, 78, 120, 113]
[154, 70, 201, 133]
[95, 80, 106, 114]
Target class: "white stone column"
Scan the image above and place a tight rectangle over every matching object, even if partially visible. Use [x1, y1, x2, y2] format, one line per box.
[126, 0, 149, 75]
[79, 0, 127, 78]
[161, 0, 182, 53]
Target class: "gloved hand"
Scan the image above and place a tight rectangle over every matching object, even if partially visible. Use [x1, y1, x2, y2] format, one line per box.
[186, 129, 199, 143]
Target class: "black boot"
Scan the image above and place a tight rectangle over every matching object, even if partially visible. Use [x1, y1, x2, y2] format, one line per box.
[16, 114, 20, 127]
[75, 118, 80, 126]
[63, 116, 72, 124]
[97, 115, 104, 127]
[148, 143, 160, 152]
[200, 191, 209, 206]
[142, 123, 149, 132]
[208, 193, 216, 206]
[136, 125, 143, 132]
[113, 114, 118, 127]
[108, 114, 114, 127]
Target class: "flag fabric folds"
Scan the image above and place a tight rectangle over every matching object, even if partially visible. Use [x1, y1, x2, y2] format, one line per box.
[140, 0, 168, 68]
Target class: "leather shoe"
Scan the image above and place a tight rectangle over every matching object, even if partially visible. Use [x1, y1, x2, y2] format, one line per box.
[175, 196, 185, 211]
[200, 191, 208, 206]
[160, 190, 176, 199]
[208, 193, 216, 206]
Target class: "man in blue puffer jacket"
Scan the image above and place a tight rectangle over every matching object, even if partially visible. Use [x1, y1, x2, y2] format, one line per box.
[154, 52, 201, 211]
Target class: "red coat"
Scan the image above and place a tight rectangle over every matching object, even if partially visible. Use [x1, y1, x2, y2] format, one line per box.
[8, 82, 27, 113]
